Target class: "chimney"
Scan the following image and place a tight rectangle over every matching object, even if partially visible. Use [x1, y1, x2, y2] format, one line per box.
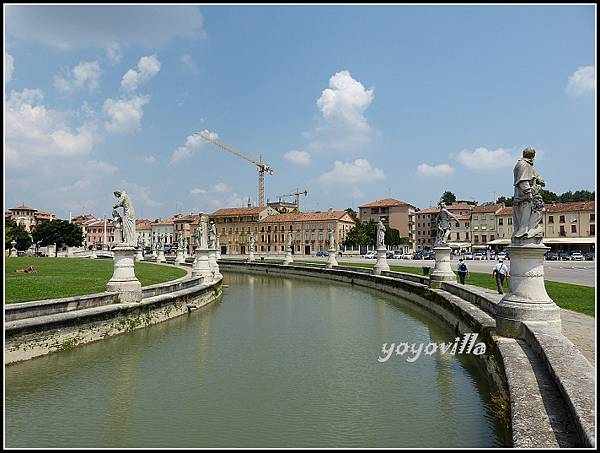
[328, 207, 333, 212]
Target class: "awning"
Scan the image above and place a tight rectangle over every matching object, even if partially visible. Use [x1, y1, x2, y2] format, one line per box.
[472, 245, 488, 249]
[542, 237, 596, 244]
[488, 239, 511, 245]
[448, 242, 471, 248]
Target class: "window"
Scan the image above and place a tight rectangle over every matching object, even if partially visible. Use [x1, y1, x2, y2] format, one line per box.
[559, 226, 566, 236]
[571, 225, 577, 233]
[591, 213, 595, 222]
[548, 215, 554, 224]
[482, 235, 487, 243]
[591, 224, 595, 236]
[474, 235, 479, 244]
[508, 218, 513, 225]
[490, 235, 495, 241]
[559, 215, 565, 223]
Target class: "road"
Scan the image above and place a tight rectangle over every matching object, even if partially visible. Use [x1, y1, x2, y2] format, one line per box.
[223, 254, 596, 287]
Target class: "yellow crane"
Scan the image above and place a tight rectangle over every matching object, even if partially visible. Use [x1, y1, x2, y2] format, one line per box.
[194, 131, 274, 207]
[277, 189, 308, 211]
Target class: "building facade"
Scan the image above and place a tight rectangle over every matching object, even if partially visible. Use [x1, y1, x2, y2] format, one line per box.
[470, 204, 504, 251]
[209, 207, 278, 255]
[6, 204, 57, 232]
[415, 203, 473, 251]
[543, 201, 595, 252]
[358, 198, 416, 250]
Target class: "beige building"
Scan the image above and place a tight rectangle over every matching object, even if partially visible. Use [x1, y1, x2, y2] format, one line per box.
[543, 201, 595, 252]
[209, 207, 278, 255]
[6, 204, 57, 232]
[258, 210, 356, 255]
[136, 219, 153, 248]
[358, 198, 416, 250]
[415, 203, 473, 251]
[173, 214, 201, 253]
[470, 203, 504, 251]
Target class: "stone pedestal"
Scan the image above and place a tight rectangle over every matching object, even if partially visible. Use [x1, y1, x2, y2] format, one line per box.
[193, 248, 212, 281]
[65, 246, 74, 258]
[157, 249, 166, 263]
[106, 245, 142, 303]
[248, 249, 255, 262]
[151, 250, 157, 260]
[429, 246, 456, 288]
[174, 248, 185, 265]
[496, 244, 561, 338]
[373, 247, 390, 275]
[10, 240, 18, 257]
[216, 246, 221, 260]
[90, 247, 97, 259]
[208, 249, 222, 280]
[326, 248, 338, 268]
[135, 247, 144, 261]
[283, 249, 293, 265]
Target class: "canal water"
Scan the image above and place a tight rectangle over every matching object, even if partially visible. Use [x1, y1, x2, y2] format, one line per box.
[5, 272, 510, 447]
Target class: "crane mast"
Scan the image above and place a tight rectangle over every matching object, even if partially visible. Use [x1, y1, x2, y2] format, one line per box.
[276, 189, 308, 211]
[194, 132, 273, 207]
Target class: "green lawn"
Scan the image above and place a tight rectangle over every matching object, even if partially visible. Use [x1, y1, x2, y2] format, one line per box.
[5, 257, 187, 304]
[296, 259, 596, 317]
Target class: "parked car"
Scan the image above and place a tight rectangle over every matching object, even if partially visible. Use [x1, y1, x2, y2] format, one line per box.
[401, 252, 414, 260]
[497, 251, 509, 260]
[363, 251, 377, 259]
[412, 252, 424, 260]
[463, 252, 473, 260]
[473, 252, 485, 260]
[545, 251, 559, 261]
[392, 251, 403, 259]
[585, 251, 595, 260]
[558, 252, 572, 261]
[386, 251, 395, 259]
[316, 251, 329, 257]
[570, 251, 584, 261]
[422, 251, 435, 260]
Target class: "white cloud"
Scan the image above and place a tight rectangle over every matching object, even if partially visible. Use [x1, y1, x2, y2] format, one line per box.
[105, 43, 122, 65]
[309, 70, 375, 152]
[214, 182, 229, 193]
[455, 147, 516, 170]
[169, 129, 219, 166]
[5, 52, 14, 83]
[54, 60, 102, 93]
[284, 150, 311, 166]
[189, 188, 207, 195]
[416, 163, 455, 177]
[6, 6, 205, 50]
[121, 54, 160, 92]
[181, 54, 199, 75]
[566, 65, 596, 96]
[6, 88, 101, 165]
[119, 180, 163, 208]
[142, 155, 156, 164]
[318, 159, 384, 184]
[103, 95, 150, 134]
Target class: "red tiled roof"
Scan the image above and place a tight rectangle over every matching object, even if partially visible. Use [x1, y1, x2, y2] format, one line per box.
[455, 214, 471, 221]
[471, 203, 504, 213]
[544, 201, 595, 213]
[173, 214, 201, 223]
[417, 207, 439, 215]
[34, 211, 55, 220]
[447, 202, 474, 211]
[496, 207, 513, 216]
[262, 211, 354, 223]
[9, 204, 37, 212]
[358, 198, 414, 208]
[210, 207, 266, 217]
[136, 219, 153, 229]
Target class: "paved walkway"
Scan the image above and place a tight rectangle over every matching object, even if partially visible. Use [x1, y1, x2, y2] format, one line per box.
[476, 286, 596, 367]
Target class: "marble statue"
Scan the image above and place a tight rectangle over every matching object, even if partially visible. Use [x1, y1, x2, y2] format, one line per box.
[376, 219, 386, 248]
[286, 231, 293, 251]
[112, 190, 136, 246]
[328, 226, 335, 249]
[208, 220, 217, 249]
[512, 147, 545, 243]
[434, 201, 459, 246]
[112, 209, 123, 244]
[197, 218, 206, 249]
[249, 233, 256, 250]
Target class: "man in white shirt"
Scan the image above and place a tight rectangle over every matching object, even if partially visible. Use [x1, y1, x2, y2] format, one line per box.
[493, 260, 510, 294]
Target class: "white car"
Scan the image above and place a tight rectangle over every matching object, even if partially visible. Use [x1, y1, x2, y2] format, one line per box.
[473, 252, 485, 260]
[363, 251, 377, 259]
[570, 252, 584, 261]
[401, 252, 414, 259]
[392, 251, 403, 259]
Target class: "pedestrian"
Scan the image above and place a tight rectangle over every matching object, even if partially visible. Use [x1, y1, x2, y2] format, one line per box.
[493, 259, 510, 294]
[457, 258, 468, 284]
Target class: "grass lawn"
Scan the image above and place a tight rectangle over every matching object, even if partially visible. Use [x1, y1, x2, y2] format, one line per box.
[296, 259, 596, 317]
[5, 257, 187, 304]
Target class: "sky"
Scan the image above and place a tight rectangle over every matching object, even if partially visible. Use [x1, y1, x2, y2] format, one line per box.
[4, 4, 596, 221]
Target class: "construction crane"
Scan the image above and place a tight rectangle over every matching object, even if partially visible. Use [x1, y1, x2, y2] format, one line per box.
[277, 189, 308, 211]
[194, 131, 274, 207]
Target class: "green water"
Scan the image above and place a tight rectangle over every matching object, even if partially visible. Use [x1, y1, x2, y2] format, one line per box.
[5, 271, 509, 447]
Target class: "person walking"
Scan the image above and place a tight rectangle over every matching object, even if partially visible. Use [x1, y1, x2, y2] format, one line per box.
[493, 259, 510, 294]
[457, 258, 468, 284]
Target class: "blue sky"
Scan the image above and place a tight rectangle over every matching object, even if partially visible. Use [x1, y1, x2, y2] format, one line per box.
[5, 5, 596, 220]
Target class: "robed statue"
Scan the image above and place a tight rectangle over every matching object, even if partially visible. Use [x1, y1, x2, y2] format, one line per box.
[435, 201, 458, 246]
[286, 231, 293, 251]
[112, 190, 136, 246]
[376, 219, 386, 248]
[249, 232, 256, 252]
[328, 226, 335, 249]
[512, 147, 545, 243]
[208, 220, 217, 249]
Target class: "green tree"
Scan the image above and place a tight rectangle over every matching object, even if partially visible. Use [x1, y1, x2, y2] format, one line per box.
[384, 227, 408, 246]
[32, 220, 83, 255]
[343, 220, 376, 247]
[5, 220, 33, 251]
[539, 189, 560, 204]
[345, 207, 359, 223]
[496, 196, 513, 207]
[441, 191, 457, 204]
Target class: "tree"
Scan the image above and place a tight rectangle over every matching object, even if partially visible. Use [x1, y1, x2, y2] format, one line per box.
[456, 199, 479, 206]
[496, 196, 513, 207]
[5, 220, 33, 251]
[539, 189, 560, 204]
[441, 191, 457, 204]
[384, 227, 408, 246]
[345, 207, 359, 223]
[343, 220, 376, 247]
[32, 220, 83, 255]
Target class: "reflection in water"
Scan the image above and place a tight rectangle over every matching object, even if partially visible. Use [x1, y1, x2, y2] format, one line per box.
[5, 271, 509, 448]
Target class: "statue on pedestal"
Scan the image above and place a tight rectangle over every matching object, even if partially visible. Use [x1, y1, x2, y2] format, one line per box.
[512, 147, 545, 243]
[208, 220, 217, 249]
[112, 190, 136, 246]
[287, 231, 293, 252]
[249, 233, 256, 252]
[434, 201, 458, 247]
[328, 226, 335, 250]
[376, 219, 386, 248]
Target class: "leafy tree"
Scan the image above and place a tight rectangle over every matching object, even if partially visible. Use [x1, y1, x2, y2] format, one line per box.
[345, 207, 359, 223]
[32, 220, 83, 255]
[385, 227, 408, 246]
[560, 190, 594, 202]
[5, 220, 33, 251]
[456, 199, 479, 206]
[496, 196, 513, 207]
[343, 220, 376, 247]
[441, 191, 457, 204]
[539, 189, 560, 204]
